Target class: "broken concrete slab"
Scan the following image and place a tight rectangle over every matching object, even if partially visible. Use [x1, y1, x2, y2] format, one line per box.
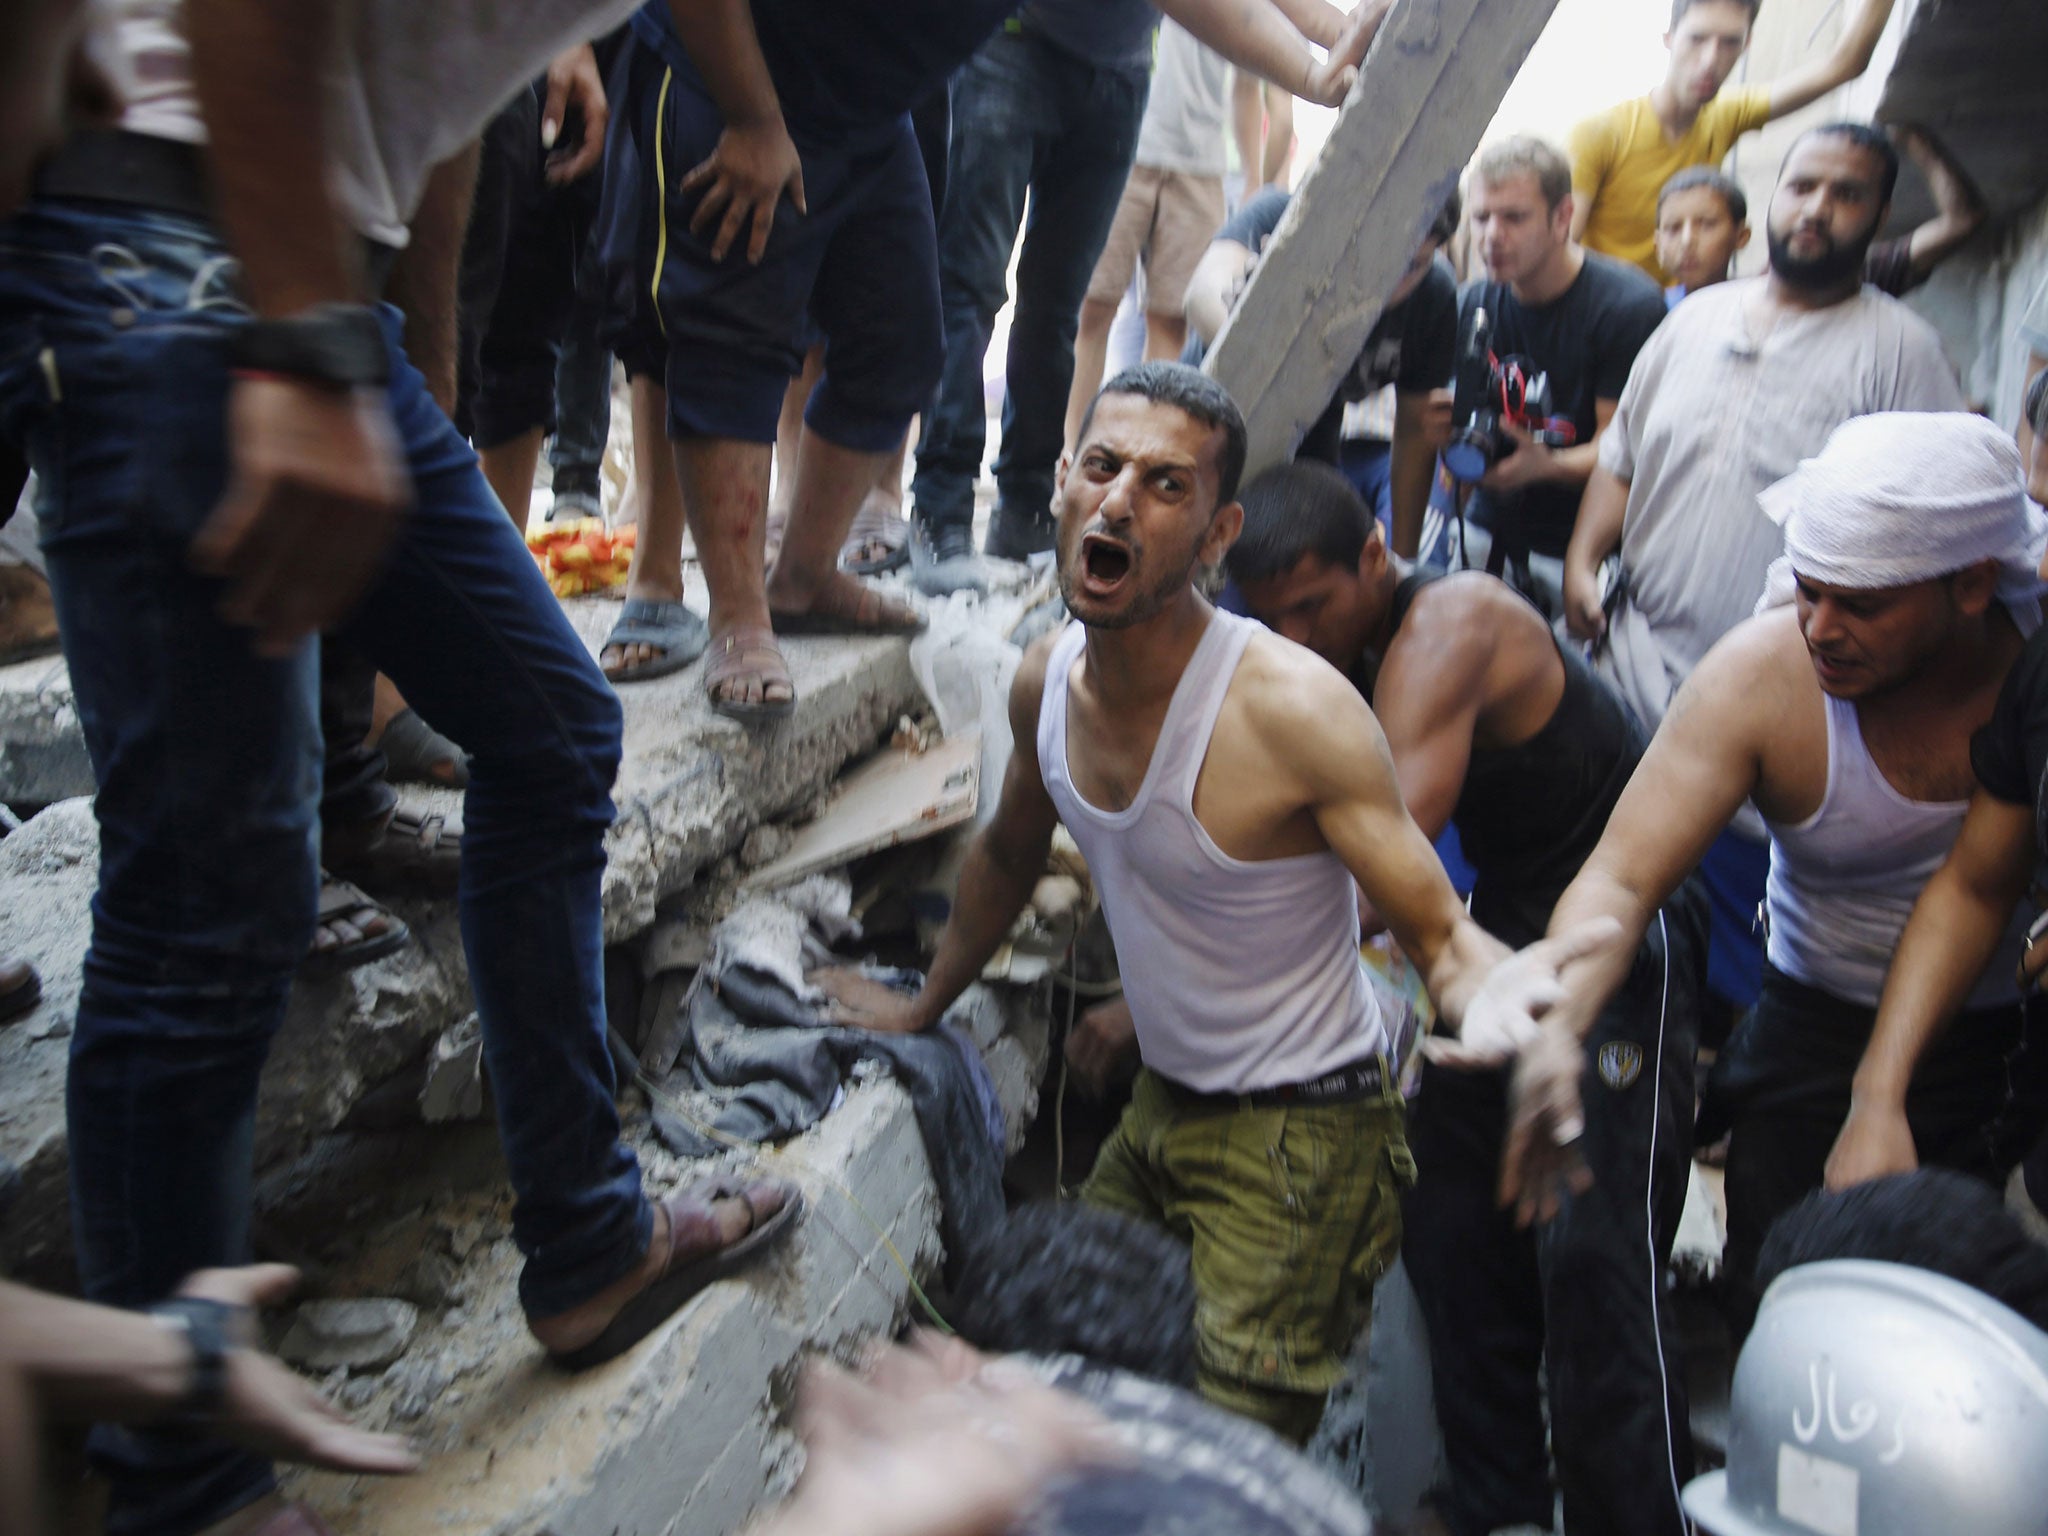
[419, 1015, 486, 1124]
[1203, 0, 1564, 476]
[0, 575, 927, 1283]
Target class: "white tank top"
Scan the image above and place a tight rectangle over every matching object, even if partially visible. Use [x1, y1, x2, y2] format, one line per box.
[1037, 612, 1386, 1093]
[1765, 692, 2028, 1010]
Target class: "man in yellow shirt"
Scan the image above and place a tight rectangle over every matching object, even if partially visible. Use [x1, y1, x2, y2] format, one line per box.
[1569, 0, 1898, 283]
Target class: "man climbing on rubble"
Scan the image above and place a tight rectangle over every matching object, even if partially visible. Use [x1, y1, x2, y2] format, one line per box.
[1226, 460, 1705, 1536]
[826, 362, 1616, 1443]
[1500, 412, 2048, 1338]
[0, 4, 804, 1532]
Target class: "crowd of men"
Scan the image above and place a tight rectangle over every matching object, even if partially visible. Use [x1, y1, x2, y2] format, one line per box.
[4, 0, 2048, 1532]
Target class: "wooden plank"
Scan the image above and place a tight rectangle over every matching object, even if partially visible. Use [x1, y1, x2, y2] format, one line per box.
[1204, 0, 1564, 476]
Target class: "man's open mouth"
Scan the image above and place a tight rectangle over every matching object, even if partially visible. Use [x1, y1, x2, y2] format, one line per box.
[1080, 534, 1133, 591]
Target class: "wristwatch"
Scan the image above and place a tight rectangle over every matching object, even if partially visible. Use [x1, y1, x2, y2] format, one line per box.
[147, 1296, 240, 1426]
[229, 303, 390, 390]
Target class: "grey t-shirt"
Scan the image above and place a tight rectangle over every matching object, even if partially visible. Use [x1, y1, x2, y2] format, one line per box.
[1133, 21, 1230, 177]
[1596, 279, 1966, 739]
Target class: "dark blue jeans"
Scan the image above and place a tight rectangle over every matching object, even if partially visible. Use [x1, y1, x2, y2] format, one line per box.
[0, 200, 650, 1536]
[911, 28, 1147, 536]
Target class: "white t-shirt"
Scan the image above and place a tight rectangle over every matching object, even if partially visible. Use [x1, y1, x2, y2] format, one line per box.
[111, 0, 639, 247]
[1595, 279, 1966, 741]
[1133, 21, 1230, 179]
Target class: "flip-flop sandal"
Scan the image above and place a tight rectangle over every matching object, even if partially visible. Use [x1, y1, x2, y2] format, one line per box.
[300, 872, 410, 978]
[376, 706, 470, 790]
[548, 1176, 804, 1372]
[841, 496, 910, 577]
[324, 804, 462, 896]
[770, 579, 925, 638]
[601, 597, 711, 684]
[705, 625, 797, 722]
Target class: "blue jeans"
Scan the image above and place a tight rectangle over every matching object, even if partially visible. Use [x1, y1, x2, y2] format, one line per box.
[911, 28, 1148, 535]
[0, 201, 650, 1536]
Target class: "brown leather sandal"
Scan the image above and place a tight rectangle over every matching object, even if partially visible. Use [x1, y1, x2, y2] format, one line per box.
[705, 625, 796, 722]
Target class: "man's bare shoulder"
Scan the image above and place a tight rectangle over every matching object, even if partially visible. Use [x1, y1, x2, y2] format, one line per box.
[1386, 572, 1539, 679]
[1234, 627, 1379, 741]
[1005, 628, 1063, 740]
[1673, 605, 1812, 728]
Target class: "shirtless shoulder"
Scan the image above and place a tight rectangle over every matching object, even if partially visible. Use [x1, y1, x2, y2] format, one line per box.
[1227, 629, 1393, 796]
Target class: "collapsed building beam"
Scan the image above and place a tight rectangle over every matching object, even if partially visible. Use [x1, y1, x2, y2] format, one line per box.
[1204, 0, 1564, 475]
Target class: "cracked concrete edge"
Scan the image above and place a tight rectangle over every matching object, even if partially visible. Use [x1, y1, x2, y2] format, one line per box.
[0, 632, 929, 1281]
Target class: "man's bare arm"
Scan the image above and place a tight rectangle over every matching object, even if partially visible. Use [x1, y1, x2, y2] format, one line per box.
[1826, 792, 2035, 1189]
[383, 144, 479, 417]
[1158, 0, 1393, 109]
[1479, 396, 1619, 499]
[1388, 388, 1450, 560]
[1371, 617, 1486, 844]
[1184, 238, 1256, 348]
[1894, 126, 1984, 284]
[663, 0, 805, 264]
[1562, 461, 1629, 641]
[1765, 0, 1899, 120]
[824, 644, 1062, 1034]
[185, 0, 411, 656]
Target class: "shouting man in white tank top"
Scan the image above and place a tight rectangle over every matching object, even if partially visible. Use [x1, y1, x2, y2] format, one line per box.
[827, 362, 1615, 1440]
[1502, 412, 2048, 1337]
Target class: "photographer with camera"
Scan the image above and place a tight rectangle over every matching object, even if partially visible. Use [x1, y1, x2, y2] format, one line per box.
[1562, 125, 1963, 1022]
[1427, 137, 1666, 617]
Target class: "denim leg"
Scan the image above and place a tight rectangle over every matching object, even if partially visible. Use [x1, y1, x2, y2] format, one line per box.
[990, 59, 1147, 522]
[336, 321, 649, 1317]
[0, 202, 318, 1536]
[910, 31, 1058, 537]
[318, 637, 396, 832]
[548, 227, 614, 493]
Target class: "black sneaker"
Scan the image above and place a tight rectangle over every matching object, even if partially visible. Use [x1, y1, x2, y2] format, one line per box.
[984, 504, 1056, 561]
[910, 519, 986, 597]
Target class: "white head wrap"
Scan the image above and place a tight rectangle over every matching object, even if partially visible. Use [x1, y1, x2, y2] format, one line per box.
[1755, 412, 2048, 634]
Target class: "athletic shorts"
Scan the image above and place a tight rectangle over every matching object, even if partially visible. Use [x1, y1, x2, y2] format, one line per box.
[1083, 163, 1226, 316]
[596, 38, 942, 450]
[1081, 1065, 1414, 1441]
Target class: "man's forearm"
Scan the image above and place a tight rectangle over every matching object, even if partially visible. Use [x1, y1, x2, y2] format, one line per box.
[187, 0, 360, 316]
[0, 1283, 190, 1424]
[662, 0, 782, 127]
[1565, 464, 1628, 582]
[908, 830, 1051, 1030]
[1544, 440, 1599, 489]
[1160, 0, 1321, 99]
[384, 143, 479, 416]
[1543, 867, 1655, 1041]
[1388, 421, 1434, 560]
[1424, 917, 1513, 1031]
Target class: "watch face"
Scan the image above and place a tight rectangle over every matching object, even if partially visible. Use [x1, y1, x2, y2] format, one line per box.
[1007, 1356, 1369, 1536]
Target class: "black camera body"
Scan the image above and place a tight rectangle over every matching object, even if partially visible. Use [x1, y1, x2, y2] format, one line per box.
[1444, 306, 1576, 483]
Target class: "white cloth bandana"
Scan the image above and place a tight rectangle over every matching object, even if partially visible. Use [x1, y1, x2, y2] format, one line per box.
[1756, 411, 2048, 635]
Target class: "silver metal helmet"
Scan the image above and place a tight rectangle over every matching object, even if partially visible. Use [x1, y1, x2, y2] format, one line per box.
[1684, 1259, 2048, 1536]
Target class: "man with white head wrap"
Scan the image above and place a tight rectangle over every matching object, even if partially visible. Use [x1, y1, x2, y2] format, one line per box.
[1490, 411, 2048, 1335]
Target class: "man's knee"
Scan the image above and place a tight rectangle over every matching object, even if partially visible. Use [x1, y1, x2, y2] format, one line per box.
[1196, 1368, 1328, 1444]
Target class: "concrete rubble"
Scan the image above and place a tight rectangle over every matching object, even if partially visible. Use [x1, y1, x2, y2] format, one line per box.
[0, 565, 1059, 1535]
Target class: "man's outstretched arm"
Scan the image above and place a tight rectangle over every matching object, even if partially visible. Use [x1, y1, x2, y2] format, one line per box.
[663, 0, 806, 264]
[822, 643, 1063, 1034]
[1764, 0, 1898, 120]
[1893, 125, 1985, 286]
[1827, 791, 2035, 1189]
[1159, 0, 1393, 109]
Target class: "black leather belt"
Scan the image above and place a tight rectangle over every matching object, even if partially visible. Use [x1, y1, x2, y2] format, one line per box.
[1156, 1054, 1390, 1111]
[34, 130, 212, 222]
[30, 129, 401, 298]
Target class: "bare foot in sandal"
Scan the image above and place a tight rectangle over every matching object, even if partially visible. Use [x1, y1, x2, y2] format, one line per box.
[705, 623, 795, 720]
[768, 570, 924, 637]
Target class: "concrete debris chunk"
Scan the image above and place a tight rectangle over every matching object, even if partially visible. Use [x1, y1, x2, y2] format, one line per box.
[279, 1297, 420, 1372]
[419, 1014, 484, 1123]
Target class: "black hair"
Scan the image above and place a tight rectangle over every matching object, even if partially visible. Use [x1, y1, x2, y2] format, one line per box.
[1657, 165, 1748, 225]
[1428, 185, 1463, 249]
[1226, 460, 1375, 586]
[1077, 362, 1249, 506]
[948, 1201, 1199, 1387]
[1757, 1170, 2048, 1332]
[1790, 120, 1902, 203]
[1671, 0, 1760, 26]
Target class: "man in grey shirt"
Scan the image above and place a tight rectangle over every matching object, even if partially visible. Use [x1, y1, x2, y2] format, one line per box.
[1562, 123, 1964, 1021]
